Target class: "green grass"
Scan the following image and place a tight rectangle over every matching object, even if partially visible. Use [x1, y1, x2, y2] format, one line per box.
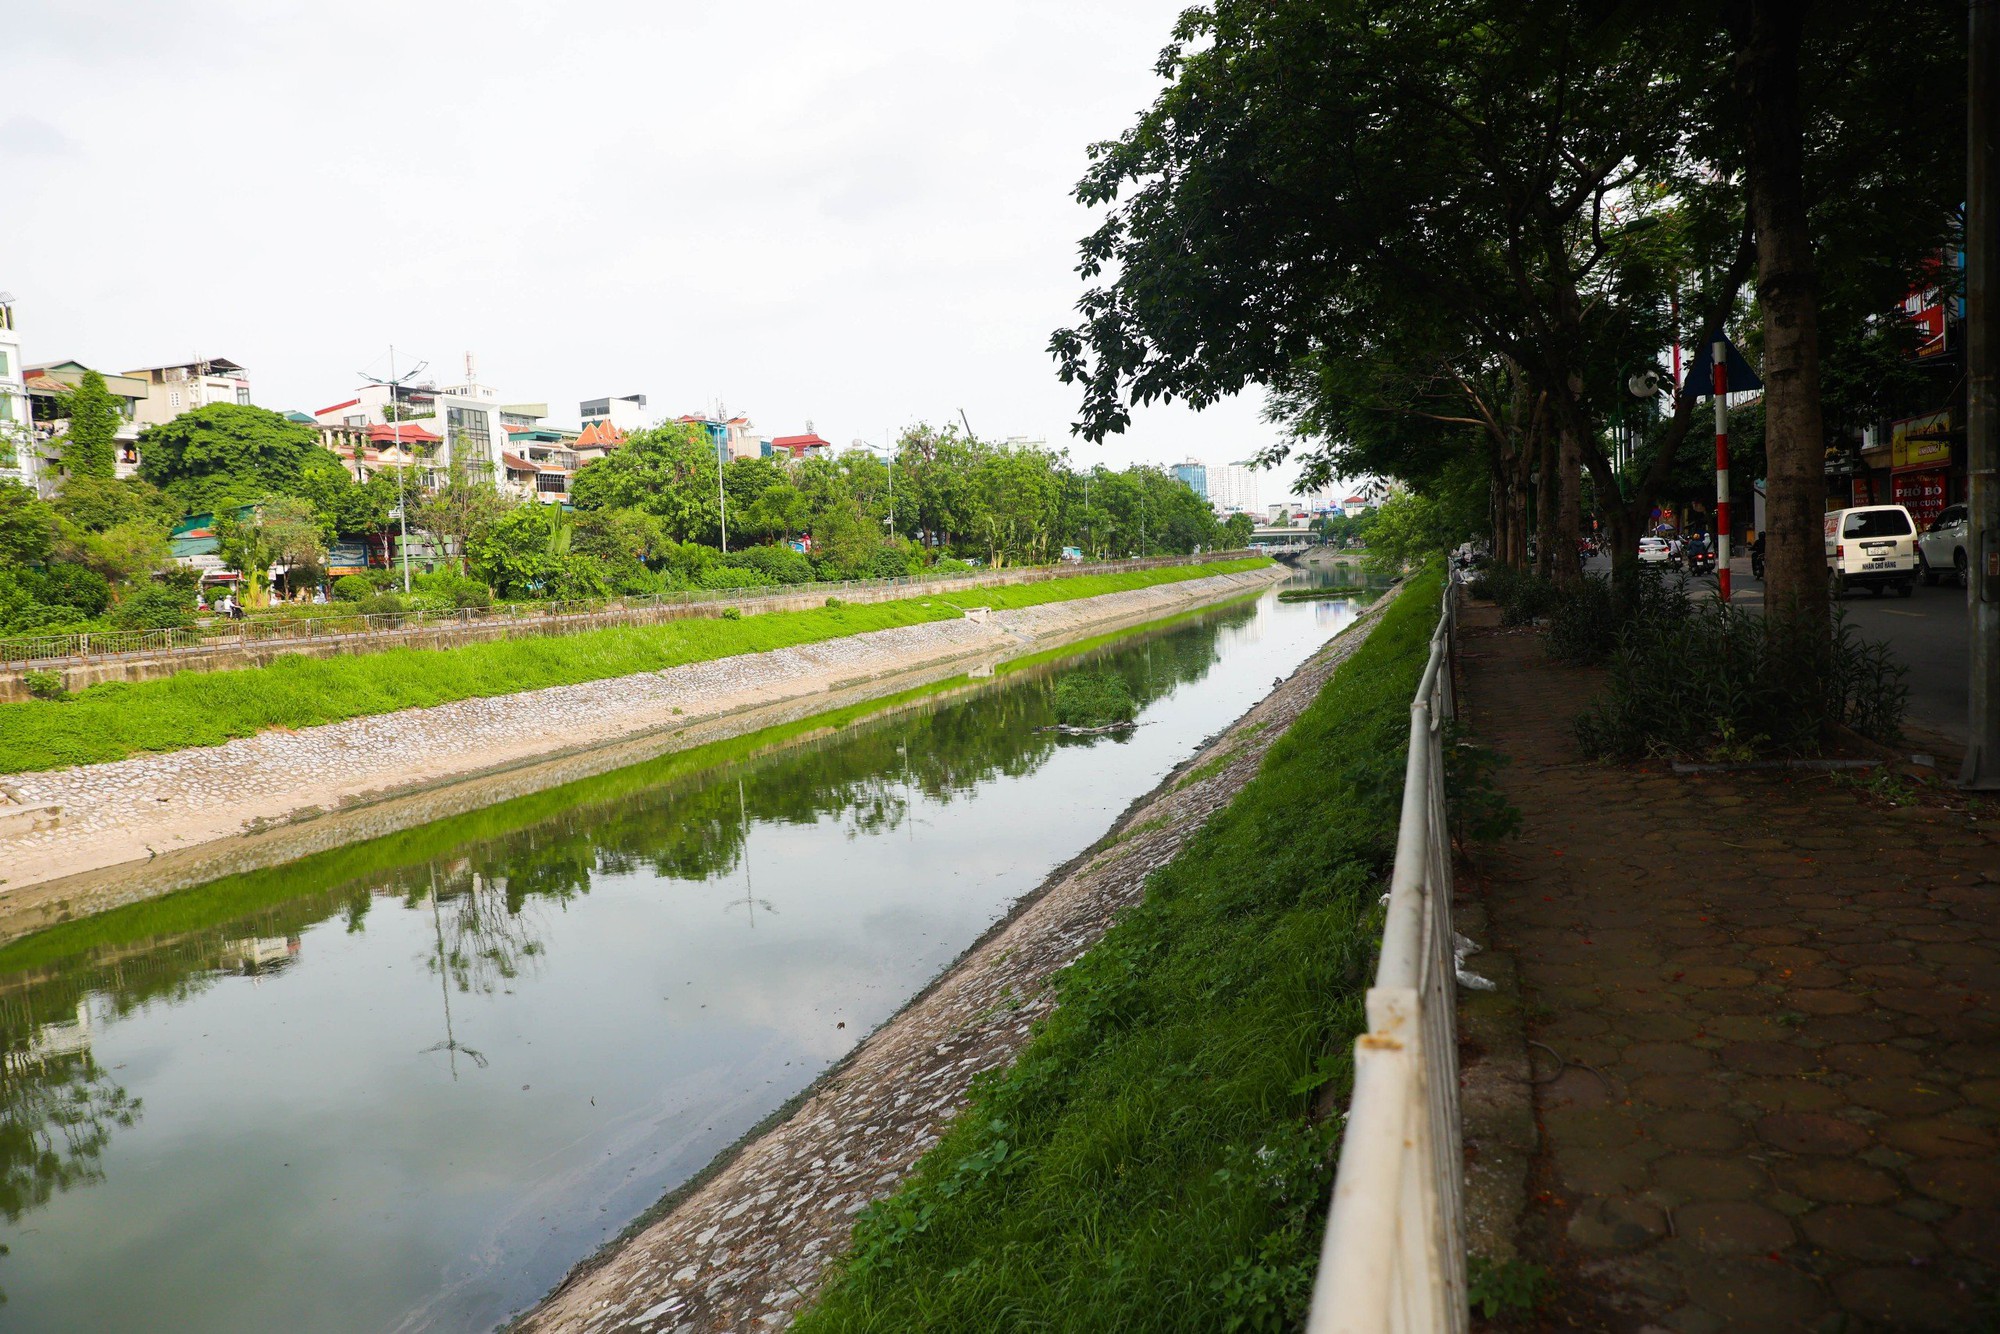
[0, 559, 1267, 774]
[793, 567, 1443, 1333]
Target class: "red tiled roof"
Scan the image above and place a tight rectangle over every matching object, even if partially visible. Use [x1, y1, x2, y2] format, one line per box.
[575, 420, 626, 450]
[501, 453, 538, 472]
[771, 433, 831, 449]
[365, 422, 442, 444]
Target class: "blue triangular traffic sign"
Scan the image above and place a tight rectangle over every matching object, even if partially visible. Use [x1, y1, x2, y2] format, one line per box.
[1679, 335, 1764, 399]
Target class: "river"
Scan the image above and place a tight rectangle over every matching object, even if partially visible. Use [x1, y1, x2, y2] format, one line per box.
[0, 579, 1359, 1332]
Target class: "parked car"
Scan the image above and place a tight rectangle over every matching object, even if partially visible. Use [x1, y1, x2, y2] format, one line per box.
[1825, 504, 1919, 598]
[1638, 536, 1672, 565]
[1917, 504, 1970, 588]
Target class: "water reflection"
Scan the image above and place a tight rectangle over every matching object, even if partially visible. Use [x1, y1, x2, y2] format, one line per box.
[0, 588, 1352, 1332]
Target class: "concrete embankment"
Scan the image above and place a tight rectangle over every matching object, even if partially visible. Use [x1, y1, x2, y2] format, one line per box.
[515, 585, 1393, 1333]
[0, 566, 1282, 943]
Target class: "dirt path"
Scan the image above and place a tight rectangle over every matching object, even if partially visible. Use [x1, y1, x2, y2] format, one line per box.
[1457, 604, 2000, 1331]
[514, 594, 1391, 1334]
[0, 569, 1279, 934]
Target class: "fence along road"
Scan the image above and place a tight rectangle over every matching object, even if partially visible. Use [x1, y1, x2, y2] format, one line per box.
[1308, 577, 1469, 1334]
[0, 551, 1254, 671]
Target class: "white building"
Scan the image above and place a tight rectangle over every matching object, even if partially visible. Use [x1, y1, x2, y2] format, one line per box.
[314, 380, 508, 485]
[581, 393, 650, 432]
[0, 295, 35, 494]
[124, 357, 252, 427]
[1207, 461, 1261, 515]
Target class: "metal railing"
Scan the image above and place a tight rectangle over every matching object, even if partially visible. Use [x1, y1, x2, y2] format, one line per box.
[0, 550, 1261, 669]
[1307, 574, 1466, 1334]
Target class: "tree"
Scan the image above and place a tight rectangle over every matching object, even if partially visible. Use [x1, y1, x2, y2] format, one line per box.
[411, 461, 508, 576]
[51, 475, 174, 535]
[57, 370, 122, 480]
[569, 423, 720, 542]
[1222, 511, 1255, 548]
[136, 405, 328, 514]
[215, 497, 326, 604]
[0, 482, 56, 566]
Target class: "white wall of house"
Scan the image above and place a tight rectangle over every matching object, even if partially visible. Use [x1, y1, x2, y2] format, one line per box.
[0, 300, 35, 494]
[127, 361, 252, 428]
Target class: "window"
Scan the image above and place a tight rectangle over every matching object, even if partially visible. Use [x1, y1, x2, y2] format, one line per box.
[1844, 510, 1912, 538]
[344, 414, 367, 427]
[236, 386, 251, 405]
[1931, 505, 1966, 531]
[169, 390, 182, 409]
[0, 350, 9, 375]
[447, 406, 492, 461]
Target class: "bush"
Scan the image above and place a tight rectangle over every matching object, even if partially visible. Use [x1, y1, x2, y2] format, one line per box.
[825, 597, 846, 608]
[720, 606, 743, 620]
[869, 543, 920, 580]
[111, 585, 196, 631]
[699, 565, 774, 591]
[332, 574, 373, 602]
[22, 669, 70, 702]
[1052, 671, 1137, 728]
[357, 593, 406, 616]
[930, 557, 974, 575]
[723, 545, 815, 585]
[1575, 603, 1908, 760]
[22, 563, 111, 619]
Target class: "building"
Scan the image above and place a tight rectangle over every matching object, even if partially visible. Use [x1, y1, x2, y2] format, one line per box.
[23, 360, 151, 485]
[1171, 460, 1209, 499]
[572, 418, 626, 465]
[314, 381, 508, 484]
[0, 295, 35, 493]
[1207, 461, 1260, 515]
[124, 357, 252, 427]
[319, 420, 446, 484]
[769, 431, 832, 459]
[582, 393, 650, 432]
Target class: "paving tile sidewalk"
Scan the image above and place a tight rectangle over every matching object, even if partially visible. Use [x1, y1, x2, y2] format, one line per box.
[1457, 603, 2000, 1332]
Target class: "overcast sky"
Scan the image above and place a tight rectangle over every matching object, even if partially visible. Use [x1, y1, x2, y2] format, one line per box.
[2, 0, 1321, 499]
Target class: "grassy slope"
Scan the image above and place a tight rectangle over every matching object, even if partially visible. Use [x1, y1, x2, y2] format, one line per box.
[793, 568, 1442, 1334]
[0, 559, 1265, 774]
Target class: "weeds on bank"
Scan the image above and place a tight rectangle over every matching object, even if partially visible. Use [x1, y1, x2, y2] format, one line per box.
[1467, 1256, 1552, 1321]
[0, 559, 1264, 774]
[791, 569, 1443, 1334]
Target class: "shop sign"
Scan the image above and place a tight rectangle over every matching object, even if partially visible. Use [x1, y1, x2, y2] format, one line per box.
[1890, 411, 1952, 470]
[1850, 478, 1874, 508]
[1891, 469, 1949, 529]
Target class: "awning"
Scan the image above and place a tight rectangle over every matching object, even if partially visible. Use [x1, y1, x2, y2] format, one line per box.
[366, 422, 443, 445]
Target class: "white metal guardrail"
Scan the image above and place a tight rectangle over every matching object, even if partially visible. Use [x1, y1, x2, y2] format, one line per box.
[1307, 574, 1467, 1334]
[0, 550, 1261, 669]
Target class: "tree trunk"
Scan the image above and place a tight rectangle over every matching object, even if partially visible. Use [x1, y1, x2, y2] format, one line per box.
[1555, 405, 1586, 588]
[1736, 0, 1829, 631]
[1534, 422, 1561, 580]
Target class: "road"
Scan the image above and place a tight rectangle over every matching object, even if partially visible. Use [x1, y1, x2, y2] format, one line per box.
[1585, 555, 1972, 752]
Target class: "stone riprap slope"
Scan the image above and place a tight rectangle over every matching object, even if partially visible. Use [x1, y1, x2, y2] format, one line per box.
[0, 569, 1278, 911]
[516, 591, 1387, 1334]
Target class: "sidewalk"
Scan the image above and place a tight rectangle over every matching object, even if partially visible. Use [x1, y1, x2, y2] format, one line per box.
[1457, 602, 2000, 1331]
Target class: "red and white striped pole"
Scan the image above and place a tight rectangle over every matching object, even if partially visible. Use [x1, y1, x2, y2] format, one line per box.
[1712, 340, 1732, 602]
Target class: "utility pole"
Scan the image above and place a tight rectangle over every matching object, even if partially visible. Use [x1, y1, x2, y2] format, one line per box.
[358, 346, 425, 594]
[1966, 0, 2000, 788]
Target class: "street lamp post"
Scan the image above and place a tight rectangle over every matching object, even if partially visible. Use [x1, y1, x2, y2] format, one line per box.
[357, 346, 426, 594]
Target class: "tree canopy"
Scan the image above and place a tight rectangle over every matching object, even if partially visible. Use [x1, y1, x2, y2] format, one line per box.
[136, 404, 328, 514]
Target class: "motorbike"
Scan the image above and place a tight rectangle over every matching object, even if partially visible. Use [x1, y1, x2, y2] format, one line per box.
[1684, 542, 1717, 576]
[1751, 546, 1766, 580]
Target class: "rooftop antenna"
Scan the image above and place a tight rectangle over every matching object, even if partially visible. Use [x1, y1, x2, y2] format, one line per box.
[356, 345, 429, 594]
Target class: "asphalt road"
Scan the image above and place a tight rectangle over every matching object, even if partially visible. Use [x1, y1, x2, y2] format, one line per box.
[1584, 554, 1973, 751]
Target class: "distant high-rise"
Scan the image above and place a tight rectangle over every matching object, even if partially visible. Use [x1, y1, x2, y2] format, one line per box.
[1171, 459, 1208, 499]
[1207, 461, 1260, 514]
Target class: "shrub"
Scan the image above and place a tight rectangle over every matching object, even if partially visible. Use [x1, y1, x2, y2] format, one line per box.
[1575, 603, 1908, 760]
[1052, 671, 1137, 727]
[825, 597, 846, 608]
[699, 565, 773, 591]
[720, 606, 743, 620]
[111, 585, 196, 631]
[332, 574, 373, 602]
[930, 557, 974, 575]
[357, 593, 406, 616]
[723, 545, 815, 585]
[23, 669, 70, 701]
[23, 563, 111, 619]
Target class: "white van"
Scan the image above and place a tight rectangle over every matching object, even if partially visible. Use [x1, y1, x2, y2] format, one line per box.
[1825, 505, 1919, 598]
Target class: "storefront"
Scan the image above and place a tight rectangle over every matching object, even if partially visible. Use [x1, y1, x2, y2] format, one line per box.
[1887, 410, 1955, 528]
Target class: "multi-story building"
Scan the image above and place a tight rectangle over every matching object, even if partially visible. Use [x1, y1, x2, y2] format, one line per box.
[124, 357, 252, 427]
[23, 360, 151, 485]
[572, 419, 626, 465]
[314, 381, 508, 485]
[1207, 461, 1260, 515]
[582, 393, 650, 432]
[769, 431, 832, 460]
[1171, 460, 1208, 499]
[0, 295, 34, 493]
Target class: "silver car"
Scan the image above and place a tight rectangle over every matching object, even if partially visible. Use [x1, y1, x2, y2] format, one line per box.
[1917, 504, 1970, 588]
